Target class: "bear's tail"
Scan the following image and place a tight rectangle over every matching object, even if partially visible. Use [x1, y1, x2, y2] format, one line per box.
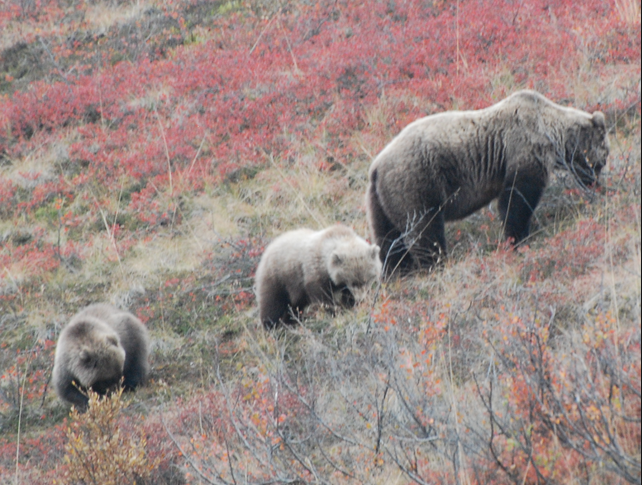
[366, 169, 412, 278]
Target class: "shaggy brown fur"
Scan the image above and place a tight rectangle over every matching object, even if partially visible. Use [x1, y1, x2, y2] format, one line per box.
[255, 225, 382, 329]
[52, 303, 150, 409]
[366, 90, 609, 276]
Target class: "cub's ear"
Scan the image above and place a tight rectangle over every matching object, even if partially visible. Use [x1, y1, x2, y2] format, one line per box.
[331, 253, 343, 266]
[591, 111, 606, 129]
[79, 349, 91, 364]
[107, 336, 119, 347]
[370, 245, 380, 259]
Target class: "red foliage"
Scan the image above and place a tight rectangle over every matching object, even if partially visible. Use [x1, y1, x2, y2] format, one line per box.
[1, 1, 639, 287]
[520, 220, 607, 282]
[0, 425, 67, 484]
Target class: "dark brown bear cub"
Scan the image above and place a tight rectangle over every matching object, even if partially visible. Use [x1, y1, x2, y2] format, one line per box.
[366, 90, 610, 277]
[52, 303, 150, 409]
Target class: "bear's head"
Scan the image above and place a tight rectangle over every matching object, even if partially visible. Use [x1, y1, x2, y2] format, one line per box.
[73, 328, 126, 394]
[564, 111, 609, 187]
[329, 239, 382, 305]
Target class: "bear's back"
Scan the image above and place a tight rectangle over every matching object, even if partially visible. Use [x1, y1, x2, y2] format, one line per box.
[259, 229, 317, 269]
[76, 303, 147, 343]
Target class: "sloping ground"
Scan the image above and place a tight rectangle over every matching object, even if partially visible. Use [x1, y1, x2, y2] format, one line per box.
[0, 0, 640, 483]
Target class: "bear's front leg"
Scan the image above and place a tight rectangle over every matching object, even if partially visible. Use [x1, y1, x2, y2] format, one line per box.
[91, 377, 124, 396]
[122, 353, 147, 390]
[499, 168, 546, 245]
[62, 381, 90, 410]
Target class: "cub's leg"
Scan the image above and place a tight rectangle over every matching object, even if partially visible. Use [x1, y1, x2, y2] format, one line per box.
[115, 317, 148, 390]
[59, 381, 90, 409]
[499, 169, 546, 245]
[259, 285, 291, 330]
[91, 378, 121, 395]
[122, 354, 146, 390]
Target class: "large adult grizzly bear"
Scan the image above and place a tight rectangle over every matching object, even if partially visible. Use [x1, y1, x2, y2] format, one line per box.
[255, 225, 382, 329]
[366, 90, 609, 276]
[53, 303, 150, 409]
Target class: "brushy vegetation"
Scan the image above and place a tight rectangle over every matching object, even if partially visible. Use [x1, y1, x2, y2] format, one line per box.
[0, 0, 639, 483]
[60, 388, 157, 485]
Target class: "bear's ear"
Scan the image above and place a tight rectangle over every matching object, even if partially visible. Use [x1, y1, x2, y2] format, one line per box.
[79, 349, 92, 365]
[370, 245, 380, 259]
[107, 336, 119, 347]
[331, 253, 343, 266]
[591, 111, 606, 129]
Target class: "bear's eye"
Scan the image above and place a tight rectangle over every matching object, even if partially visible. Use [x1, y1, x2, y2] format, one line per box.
[108, 337, 118, 347]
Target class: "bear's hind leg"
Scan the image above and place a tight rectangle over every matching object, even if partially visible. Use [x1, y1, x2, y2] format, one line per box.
[283, 305, 305, 325]
[499, 170, 546, 245]
[259, 287, 292, 330]
[406, 211, 446, 271]
[382, 235, 414, 277]
[367, 181, 413, 277]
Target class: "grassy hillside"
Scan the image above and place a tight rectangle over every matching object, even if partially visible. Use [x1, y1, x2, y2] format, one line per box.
[0, 0, 640, 483]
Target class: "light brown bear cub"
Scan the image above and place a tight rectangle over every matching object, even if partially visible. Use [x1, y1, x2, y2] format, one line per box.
[366, 90, 609, 277]
[53, 303, 150, 409]
[255, 225, 382, 329]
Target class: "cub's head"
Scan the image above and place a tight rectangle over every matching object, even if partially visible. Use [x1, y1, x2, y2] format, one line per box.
[72, 326, 125, 394]
[565, 111, 609, 187]
[329, 237, 382, 305]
